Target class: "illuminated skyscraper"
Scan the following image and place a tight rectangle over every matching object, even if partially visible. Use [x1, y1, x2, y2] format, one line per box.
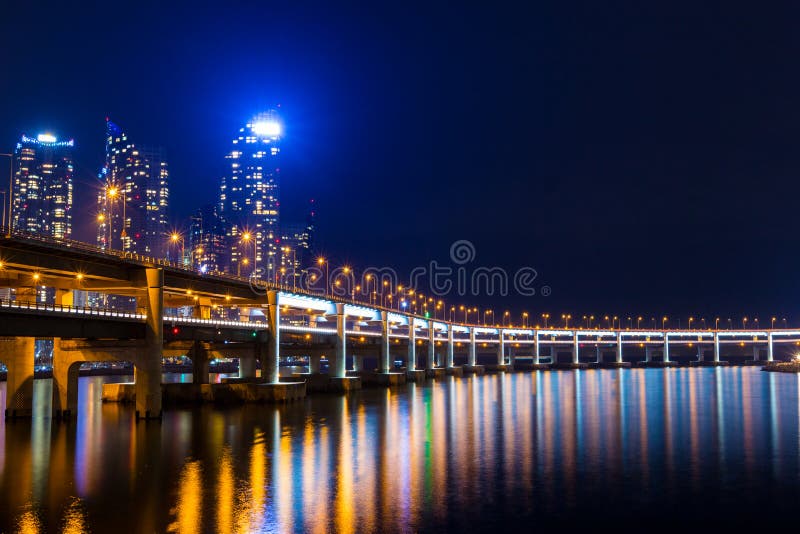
[97, 119, 169, 257]
[219, 111, 281, 279]
[279, 198, 316, 284]
[12, 133, 74, 239]
[188, 203, 227, 273]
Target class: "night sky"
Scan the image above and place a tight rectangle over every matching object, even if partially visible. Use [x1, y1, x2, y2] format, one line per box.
[2, 1, 799, 324]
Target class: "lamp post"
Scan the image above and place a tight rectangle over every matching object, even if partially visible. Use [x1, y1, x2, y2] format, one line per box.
[105, 184, 121, 250]
[662, 316, 668, 329]
[241, 231, 256, 277]
[522, 312, 529, 328]
[637, 316, 642, 329]
[0, 153, 12, 234]
[170, 232, 185, 266]
[542, 313, 550, 328]
[317, 257, 329, 296]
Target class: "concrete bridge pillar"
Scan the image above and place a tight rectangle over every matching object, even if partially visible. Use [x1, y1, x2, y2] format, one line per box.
[509, 346, 516, 369]
[533, 333, 540, 365]
[713, 333, 720, 362]
[752, 345, 760, 361]
[309, 353, 321, 374]
[595, 345, 602, 364]
[468, 327, 477, 367]
[645, 345, 652, 363]
[572, 333, 579, 364]
[332, 303, 347, 378]
[379, 311, 391, 373]
[616, 333, 623, 363]
[55, 288, 73, 307]
[427, 324, 436, 370]
[352, 354, 363, 372]
[446, 327, 455, 369]
[496, 331, 505, 365]
[2, 337, 35, 418]
[239, 349, 257, 379]
[697, 345, 704, 362]
[663, 336, 670, 363]
[135, 267, 163, 419]
[408, 321, 417, 371]
[190, 341, 210, 384]
[263, 290, 280, 383]
[768, 333, 774, 362]
[51, 339, 82, 419]
[192, 297, 212, 320]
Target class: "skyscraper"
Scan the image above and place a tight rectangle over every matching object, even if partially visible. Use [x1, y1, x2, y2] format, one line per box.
[218, 111, 281, 279]
[188, 203, 227, 273]
[279, 198, 316, 285]
[12, 133, 74, 239]
[97, 119, 169, 257]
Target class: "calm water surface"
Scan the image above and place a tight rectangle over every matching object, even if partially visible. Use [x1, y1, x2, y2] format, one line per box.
[0, 367, 799, 532]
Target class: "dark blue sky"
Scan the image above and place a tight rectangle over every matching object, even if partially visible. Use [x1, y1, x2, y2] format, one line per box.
[2, 1, 799, 323]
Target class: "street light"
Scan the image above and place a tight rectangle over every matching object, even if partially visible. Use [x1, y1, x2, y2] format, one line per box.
[522, 312, 529, 328]
[662, 316, 668, 329]
[688, 317, 694, 330]
[637, 316, 643, 329]
[170, 232, 185, 266]
[317, 257, 329, 296]
[241, 231, 256, 277]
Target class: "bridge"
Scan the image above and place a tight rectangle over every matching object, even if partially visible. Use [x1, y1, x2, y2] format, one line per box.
[0, 232, 797, 420]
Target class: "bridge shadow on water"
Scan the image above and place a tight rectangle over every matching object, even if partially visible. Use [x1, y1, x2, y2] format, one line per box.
[0, 368, 798, 532]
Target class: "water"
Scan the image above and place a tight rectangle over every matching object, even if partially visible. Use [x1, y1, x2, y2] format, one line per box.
[0, 367, 798, 532]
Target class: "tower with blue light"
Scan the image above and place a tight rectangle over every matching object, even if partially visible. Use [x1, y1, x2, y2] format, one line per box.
[219, 111, 282, 280]
[12, 133, 74, 239]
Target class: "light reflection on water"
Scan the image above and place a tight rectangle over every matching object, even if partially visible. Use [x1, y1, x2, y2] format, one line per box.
[0, 368, 798, 532]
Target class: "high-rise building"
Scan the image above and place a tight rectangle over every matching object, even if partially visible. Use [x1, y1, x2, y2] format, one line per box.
[188, 203, 227, 273]
[12, 133, 74, 239]
[218, 111, 281, 279]
[279, 198, 316, 285]
[97, 119, 169, 257]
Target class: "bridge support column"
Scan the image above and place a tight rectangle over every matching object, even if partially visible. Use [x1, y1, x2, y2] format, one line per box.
[616, 333, 623, 363]
[497, 331, 505, 366]
[52, 344, 81, 420]
[468, 327, 477, 367]
[509, 346, 516, 370]
[407, 321, 417, 371]
[352, 355, 363, 372]
[55, 288, 73, 307]
[663, 337, 670, 363]
[572, 333, 579, 364]
[713, 333, 720, 363]
[596, 345, 602, 364]
[768, 333, 774, 362]
[135, 267, 163, 420]
[2, 337, 35, 418]
[332, 303, 347, 378]
[533, 333, 540, 365]
[427, 324, 436, 370]
[446, 327, 455, 369]
[379, 311, 391, 373]
[309, 353, 321, 374]
[190, 341, 210, 384]
[645, 345, 653, 363]
[239, 350, 257, 379]
[697, 345, 704, 362]
[752, 345, 760, 361]
[263, 290, 280, 383]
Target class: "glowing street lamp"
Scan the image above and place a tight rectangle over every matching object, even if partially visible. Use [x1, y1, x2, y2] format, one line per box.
[542, 313, 550, 328]
[170, 232, 185, 266]
[662, 316, 668, 329]
[317, 257, 329, 296]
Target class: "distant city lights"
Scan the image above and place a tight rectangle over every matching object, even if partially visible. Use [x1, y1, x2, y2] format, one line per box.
[37, 133, 57, 143]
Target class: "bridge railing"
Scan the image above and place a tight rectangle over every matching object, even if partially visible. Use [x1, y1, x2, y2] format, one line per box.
[0, 298, 145, 319]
